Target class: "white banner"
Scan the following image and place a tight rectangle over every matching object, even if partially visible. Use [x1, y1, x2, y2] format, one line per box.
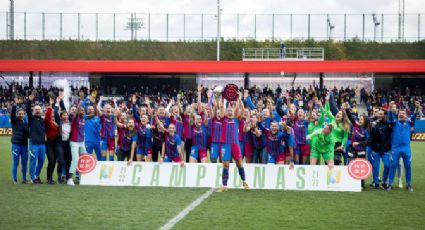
[80, 162, 361, 192]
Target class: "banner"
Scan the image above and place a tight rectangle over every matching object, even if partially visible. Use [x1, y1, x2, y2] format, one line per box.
[81, 162, 361, 192]
[0, 127, 12, 136]
[411, 132, 425, 141]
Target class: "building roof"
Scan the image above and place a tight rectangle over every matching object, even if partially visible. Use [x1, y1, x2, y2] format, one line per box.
[1, 60, 425, 73]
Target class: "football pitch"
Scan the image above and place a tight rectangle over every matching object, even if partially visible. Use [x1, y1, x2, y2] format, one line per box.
[0, 136, 424, 229]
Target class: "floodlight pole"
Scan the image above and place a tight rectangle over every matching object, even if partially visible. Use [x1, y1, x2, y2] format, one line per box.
[402, 0, 405, 41]
[372, 13, 380, 42]
[217, 0, 221, 61]
[398, 0, 401, 40]
[398, 0, 405, 41]
[9, 0, 14, 40]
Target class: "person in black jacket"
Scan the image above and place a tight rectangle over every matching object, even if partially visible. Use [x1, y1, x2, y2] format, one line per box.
[11, 97, 29, 184]
[27, 94, 46, 184]
[369, 109, 392, 189]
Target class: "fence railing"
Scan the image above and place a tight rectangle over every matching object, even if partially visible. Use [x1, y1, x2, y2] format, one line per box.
[242, 48, 324, 60]
[1, 12, 424, 42]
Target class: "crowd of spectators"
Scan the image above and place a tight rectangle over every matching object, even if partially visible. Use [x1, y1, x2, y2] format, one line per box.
[0, 82, 424, 119]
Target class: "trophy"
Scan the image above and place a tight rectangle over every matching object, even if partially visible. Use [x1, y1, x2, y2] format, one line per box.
[214, 86, 223, 97]
[223, 84, 239, 102]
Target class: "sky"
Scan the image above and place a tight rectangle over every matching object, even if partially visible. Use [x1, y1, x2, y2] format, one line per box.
[1, 0, 425, 41]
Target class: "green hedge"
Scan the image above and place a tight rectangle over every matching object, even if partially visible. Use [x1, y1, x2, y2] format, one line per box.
[0, 39, 424, 60]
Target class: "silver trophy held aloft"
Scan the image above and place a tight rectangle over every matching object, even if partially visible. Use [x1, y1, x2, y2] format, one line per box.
[214, 86, 224, 97]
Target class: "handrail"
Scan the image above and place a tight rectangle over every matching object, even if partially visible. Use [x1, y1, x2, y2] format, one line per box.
[242, 47, 324, 61]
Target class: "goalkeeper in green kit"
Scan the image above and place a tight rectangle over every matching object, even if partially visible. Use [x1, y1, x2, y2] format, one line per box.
[307, 124, 335, 169]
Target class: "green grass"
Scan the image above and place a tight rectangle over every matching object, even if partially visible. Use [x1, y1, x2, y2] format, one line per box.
[0, 136, 425, 229]
[1, 40, 425, 60]
[0, 137, 208, 229]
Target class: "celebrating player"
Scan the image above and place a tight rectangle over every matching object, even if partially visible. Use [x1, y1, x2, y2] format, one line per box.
[68, 102, 86, 186]
[98, 98, 116, 161]
[159, 123, 184, 166]
[119, 119, 138, 163]
[84, 96, 102, 161]
[307, 124, 335, 169]
[217, 92, 249, 192]
[189, 115, 209, 163]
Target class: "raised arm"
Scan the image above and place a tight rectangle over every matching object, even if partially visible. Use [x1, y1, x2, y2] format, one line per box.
[197, 85, 203, 114]
[11, 102, 17, 125]
[244, 93, 255, 109]
[325, 100, 335, 123]
[97, 96, 104, 115]
[235, 91, 244, 119]
[388, 109, 397, 123]
[306, 100, 313, 122]
[257, 121, 269, 133]
[203, 112, 209, 127]
[165, 99, 173, 117]
[244, 120, 252, 132]
[54, 102, 61, 124]
[26, 94, 35, 122]
[212, 98, 218, 120]
[82, 96, 90, 109]
[154, 115, 165, 132]
[217, 97, 225, 118]
[132, 95, 141, 122]
[115, 109, 125, 129]
[57, 98, 66, 112]
[411, 103, 418, 124]
[267, 99, 273, 119]
[317, 101, 324, 125]
[307, 129, 322, 140]
[275, 96, 287, 118]
[328, 92, 339, 116]
[345, 108, 358, 127]
[75, 101, 82, 119]
[144, 96, 153, 117]
[207, 90, 214, 108]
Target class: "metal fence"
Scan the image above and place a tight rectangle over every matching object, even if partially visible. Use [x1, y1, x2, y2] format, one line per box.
[242, 48, 324, 60]
[1, 12, 424, 42]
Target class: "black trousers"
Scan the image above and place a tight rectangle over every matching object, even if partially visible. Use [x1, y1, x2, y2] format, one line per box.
[184, 139, 192, 162]
[334, 142, 345, 166]
[151, 142, 162, 162]
[118, 149, 131, 161]
[61, 140, 71, 179]
[46, 138, 64, 181]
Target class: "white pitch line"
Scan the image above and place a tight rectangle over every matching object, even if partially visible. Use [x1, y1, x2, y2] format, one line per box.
[160, 188, 215, 230]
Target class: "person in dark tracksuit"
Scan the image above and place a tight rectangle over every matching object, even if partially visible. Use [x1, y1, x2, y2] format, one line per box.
[27, 94, 46, 184]
[369, 109, 392, 189]
[11, 98, 29, 184]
